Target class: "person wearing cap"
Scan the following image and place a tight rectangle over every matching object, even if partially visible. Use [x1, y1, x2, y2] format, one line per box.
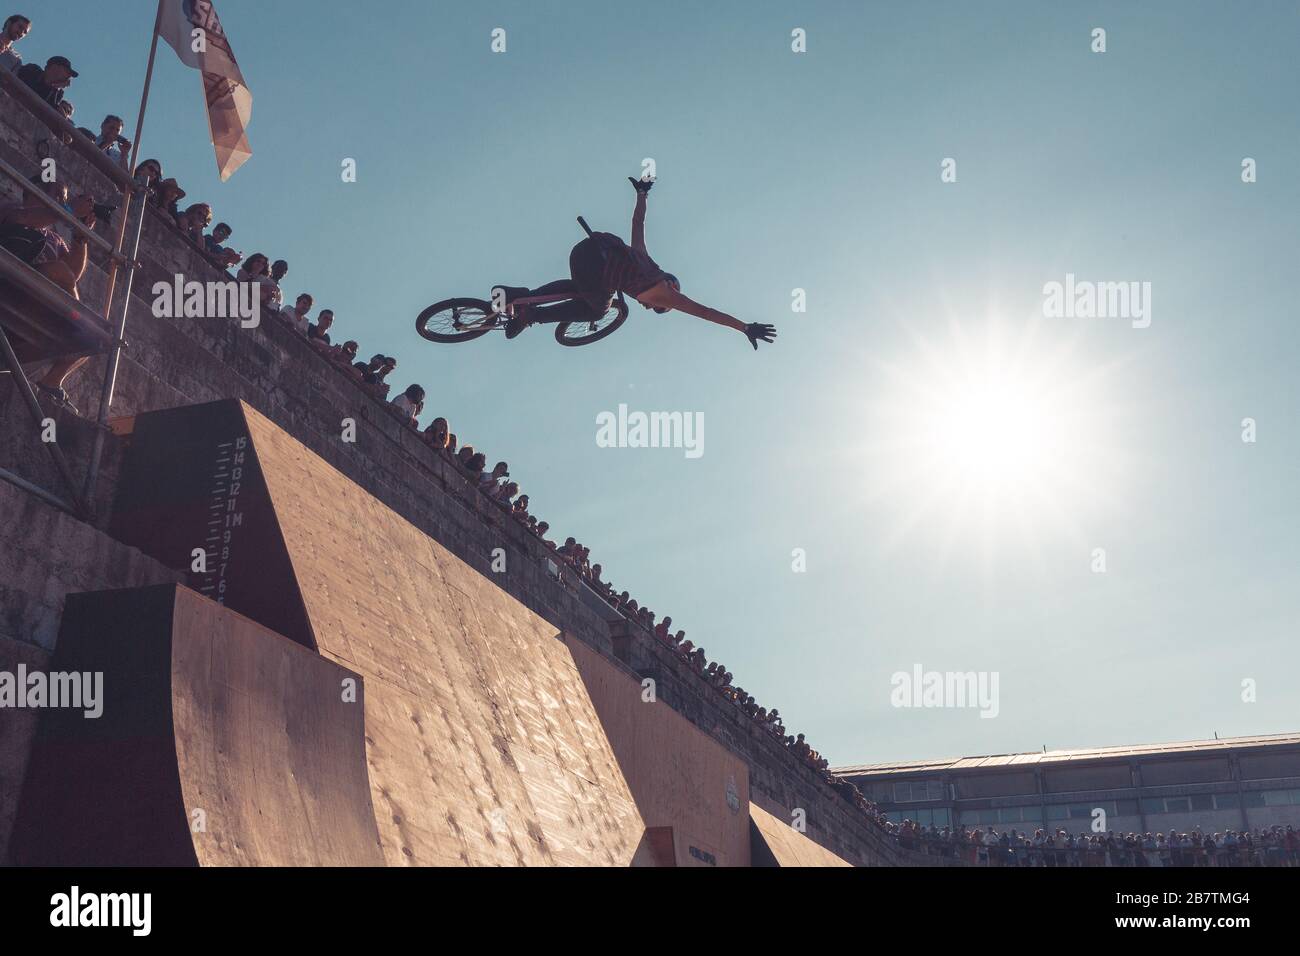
[154, 178, 186, 218]
[16, 54, 76, 109]
[0, 15, 32, 74]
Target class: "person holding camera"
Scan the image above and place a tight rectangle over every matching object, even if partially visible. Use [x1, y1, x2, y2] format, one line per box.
[92, 114, 131, 168]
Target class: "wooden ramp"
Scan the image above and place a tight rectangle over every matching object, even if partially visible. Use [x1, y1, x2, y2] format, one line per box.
[750, 803, 854, 867]
[564, 635, 752, 866]
[110, 400, 646, 866]
[10, 585, 384, 866]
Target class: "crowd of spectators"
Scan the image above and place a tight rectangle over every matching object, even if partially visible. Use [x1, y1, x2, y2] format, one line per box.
[892, 820, 1300, 867]
[2, 13, 426, 414]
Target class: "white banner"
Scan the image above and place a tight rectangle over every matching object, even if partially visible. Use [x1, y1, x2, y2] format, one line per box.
[157, 0, 252, 181]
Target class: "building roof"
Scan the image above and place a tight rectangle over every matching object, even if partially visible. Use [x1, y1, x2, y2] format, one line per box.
[831, 732, 1300, 777]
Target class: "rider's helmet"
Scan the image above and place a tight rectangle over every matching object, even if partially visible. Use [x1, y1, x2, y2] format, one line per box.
[652, 273, 680, 314]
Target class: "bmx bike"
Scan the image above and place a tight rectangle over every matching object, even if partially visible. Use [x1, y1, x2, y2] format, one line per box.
[415, 216, 629, 348]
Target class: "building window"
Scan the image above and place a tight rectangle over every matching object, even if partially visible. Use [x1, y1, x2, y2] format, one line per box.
[1215, 793, 1240, 809]
[894, 780, 944, 803]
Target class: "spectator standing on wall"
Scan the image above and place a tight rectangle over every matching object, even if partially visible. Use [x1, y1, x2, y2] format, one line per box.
[93, 114, 131, 167]
[155, 178, 186, 218]
[279, 293, 313, 335]
[390, 384, 424, 426]
[237, 251, 269, 286]
[176, 203, 212, 245]
[423, 417, 449, 451]
[478, 460, 508, 496]
[204, 221, 234, 257]
[0, 15, 32, 73]
[266, 258, 288, 309]
[135, 158, 163, 201]
[307, 309, 333, 348]
[329, 339, 358, 367]
[493, 481, 518, 506]
[16, 54, 75, 109]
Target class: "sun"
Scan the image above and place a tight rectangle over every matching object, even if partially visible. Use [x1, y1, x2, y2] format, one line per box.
[855, 314, 1131, 562]
[919, 363, 1064, 495]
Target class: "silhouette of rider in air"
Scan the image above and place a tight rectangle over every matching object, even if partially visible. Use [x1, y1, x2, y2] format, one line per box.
[505, 178, 777, 350]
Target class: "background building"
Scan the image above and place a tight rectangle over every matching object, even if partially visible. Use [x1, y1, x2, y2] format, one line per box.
[834, 733, 1300, 835]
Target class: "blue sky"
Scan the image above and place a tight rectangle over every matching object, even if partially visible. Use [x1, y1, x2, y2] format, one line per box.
[31, 1, 1299, 763]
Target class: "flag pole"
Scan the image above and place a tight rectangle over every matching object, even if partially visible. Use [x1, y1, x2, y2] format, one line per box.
[125, 0, 165, 180]
[103, 0, 163, 312]
[84, 0, 165, 506]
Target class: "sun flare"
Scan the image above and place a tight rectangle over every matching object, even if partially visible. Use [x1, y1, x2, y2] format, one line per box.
[857, 316, 1131, 561]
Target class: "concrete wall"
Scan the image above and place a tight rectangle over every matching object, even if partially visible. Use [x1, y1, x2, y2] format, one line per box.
[0, 84, 900, 865]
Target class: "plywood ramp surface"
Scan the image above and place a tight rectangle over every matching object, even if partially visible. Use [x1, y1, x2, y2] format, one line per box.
[564, 635, 752, 866]
[750, 803, 853, 867]
[241, 404, 644, 866]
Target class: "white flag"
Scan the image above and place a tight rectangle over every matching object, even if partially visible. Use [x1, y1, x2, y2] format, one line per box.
[157, 0, 252, 181]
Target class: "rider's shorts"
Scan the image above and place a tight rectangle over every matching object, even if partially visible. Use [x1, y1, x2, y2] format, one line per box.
[568, 237, 615, 315]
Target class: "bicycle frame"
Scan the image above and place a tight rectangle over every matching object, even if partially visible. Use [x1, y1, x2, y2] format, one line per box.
[487, 288, 620, 325]
[458, 214, 624, 330]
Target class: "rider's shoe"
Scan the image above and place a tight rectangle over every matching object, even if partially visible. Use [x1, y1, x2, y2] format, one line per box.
[504, 305, 531, 339]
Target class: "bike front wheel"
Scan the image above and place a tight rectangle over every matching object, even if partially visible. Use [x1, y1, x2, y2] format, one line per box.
[416, 298, 498, 343]
[554, 298, 629, 347]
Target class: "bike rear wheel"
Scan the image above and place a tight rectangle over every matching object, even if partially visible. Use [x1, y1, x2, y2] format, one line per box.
[416, 298, 498, 343]
[554, 298, 629, 347]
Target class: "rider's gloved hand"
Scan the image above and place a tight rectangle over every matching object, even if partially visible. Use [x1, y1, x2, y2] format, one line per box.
[744, 323, 777, 350]
[628, 176, 654, 193]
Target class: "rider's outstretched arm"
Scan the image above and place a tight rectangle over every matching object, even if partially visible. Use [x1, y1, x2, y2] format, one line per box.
[641, 284, 778, 348]
[631, 190, 647, 252]
[628, 176, 652, 252]
[654, 287, 742, 331]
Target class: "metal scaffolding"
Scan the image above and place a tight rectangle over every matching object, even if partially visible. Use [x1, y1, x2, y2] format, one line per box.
[0, 68, 149, 517]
